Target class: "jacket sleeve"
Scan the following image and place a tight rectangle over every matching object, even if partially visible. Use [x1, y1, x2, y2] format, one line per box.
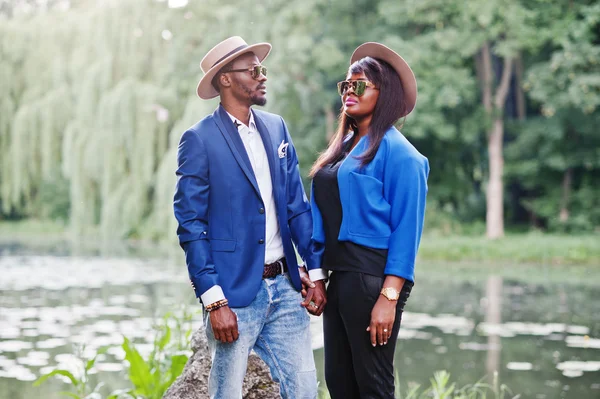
[309, 181, 325, 270]
[280, 118, 322, 273]
[383, 152, 430, 281]
[173, 129, 220, 300]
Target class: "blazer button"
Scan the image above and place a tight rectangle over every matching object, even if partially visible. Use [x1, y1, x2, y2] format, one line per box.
[258, 239, 265, 244]
[259, 208, 265, 214]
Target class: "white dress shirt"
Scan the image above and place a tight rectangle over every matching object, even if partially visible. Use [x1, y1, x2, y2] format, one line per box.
[201, 111, 326, 306]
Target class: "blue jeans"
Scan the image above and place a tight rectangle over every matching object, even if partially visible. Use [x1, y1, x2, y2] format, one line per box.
[204, 274, 317, 399]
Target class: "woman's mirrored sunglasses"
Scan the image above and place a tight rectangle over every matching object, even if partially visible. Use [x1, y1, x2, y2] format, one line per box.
[226, 65, 267, 80]
[337, 80, 378, 96]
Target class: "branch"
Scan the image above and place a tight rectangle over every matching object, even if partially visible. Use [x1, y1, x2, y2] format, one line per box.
[494, 56, 513, 109]
[481, 41, 493, 113]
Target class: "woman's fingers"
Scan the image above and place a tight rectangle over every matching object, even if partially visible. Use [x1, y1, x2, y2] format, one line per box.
[367, 323, 394, 346]
[377, 324, 385, 346]
[367, 324, 377, 347]
[301, 287, 314, 306]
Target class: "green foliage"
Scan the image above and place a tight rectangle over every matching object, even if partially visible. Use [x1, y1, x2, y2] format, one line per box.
[37, 175, 71, 221]
[413, 370, 518, 399]
[123, 314, 191, 399]
[117, 309, 193, 399]
[1, 0, 599, 235]
[508, 3, 600, 232]
[34, 308, 195, 399]
[319, 371, 518, 399]
[34, 346, 113, 399]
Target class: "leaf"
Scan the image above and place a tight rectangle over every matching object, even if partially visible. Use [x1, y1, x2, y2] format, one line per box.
[34, 370, 79, 387]
[169, 354, 188, 380]
[86, 347, 109, 372]
[58, 392, 82, 399]
[122, 337, 153, 394]
[156, 324, 172, 352]
[107, 389, 135, 399]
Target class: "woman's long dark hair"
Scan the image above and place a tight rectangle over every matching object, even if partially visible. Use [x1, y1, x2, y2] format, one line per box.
[310, 56, 407, 176]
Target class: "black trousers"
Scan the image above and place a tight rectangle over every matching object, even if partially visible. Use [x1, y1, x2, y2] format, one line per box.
[324, 271, 412, 399]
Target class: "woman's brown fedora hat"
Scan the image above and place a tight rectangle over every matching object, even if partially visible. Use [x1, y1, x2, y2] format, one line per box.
[351, 42, 417, 116]
[197, 36, 272, 100]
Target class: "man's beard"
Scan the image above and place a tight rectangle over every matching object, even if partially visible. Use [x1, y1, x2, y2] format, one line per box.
[251, 94, 267, 106]
[240, 82, 267, 106]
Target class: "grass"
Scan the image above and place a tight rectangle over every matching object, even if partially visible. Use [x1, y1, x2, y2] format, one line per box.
[1, 219, 598, 266]
[418, 232, 599, 266]
[0, 219, 67, 236]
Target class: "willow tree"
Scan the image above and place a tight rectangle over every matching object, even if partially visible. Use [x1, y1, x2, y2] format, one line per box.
[0, 11, 75, 217]
[1, 0, 342, 239]
[1, 0, 183, 238]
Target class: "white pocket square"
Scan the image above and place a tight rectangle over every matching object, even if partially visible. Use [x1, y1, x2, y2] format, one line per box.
[278, 140, 289, 159]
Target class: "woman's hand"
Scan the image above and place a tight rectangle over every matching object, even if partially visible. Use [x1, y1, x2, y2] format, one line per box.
[366, 296, 397, 346]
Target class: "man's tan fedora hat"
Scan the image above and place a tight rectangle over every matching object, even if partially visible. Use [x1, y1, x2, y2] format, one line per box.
[197, 36, 272, 99]
[351, 42, 417, 117]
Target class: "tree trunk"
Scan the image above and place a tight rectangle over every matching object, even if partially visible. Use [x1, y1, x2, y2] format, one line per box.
[559, 167, 573, 223]
[487, 118, 505, 238]
[483, 45, 513, 239]
[480, 42, 493, 114]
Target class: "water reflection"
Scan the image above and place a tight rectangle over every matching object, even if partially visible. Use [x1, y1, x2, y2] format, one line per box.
[1, 247, 599, 398]
[484, 275, 502, 381]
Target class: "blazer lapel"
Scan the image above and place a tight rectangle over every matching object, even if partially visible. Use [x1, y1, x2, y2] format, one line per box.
[213, 105, 261, 197]
[253, 111, 281, 205]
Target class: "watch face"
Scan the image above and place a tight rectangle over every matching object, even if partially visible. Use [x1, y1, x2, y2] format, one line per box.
[382, 287, 399, 300]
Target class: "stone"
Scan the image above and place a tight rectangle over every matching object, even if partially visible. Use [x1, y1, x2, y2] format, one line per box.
[163, 327, 281, 399]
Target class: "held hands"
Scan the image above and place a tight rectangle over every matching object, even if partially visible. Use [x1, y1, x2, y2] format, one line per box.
[209, 305, 239, 343]
[366, 296, 397, 346]
[299, 267, 327, 316]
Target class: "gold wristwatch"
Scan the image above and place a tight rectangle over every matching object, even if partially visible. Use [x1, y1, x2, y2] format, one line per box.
[380, 287, 400, 301]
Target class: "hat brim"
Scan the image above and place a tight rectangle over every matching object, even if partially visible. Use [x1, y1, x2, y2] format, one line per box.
[351, 42, 417, 117]
[197, 43, 272, 100]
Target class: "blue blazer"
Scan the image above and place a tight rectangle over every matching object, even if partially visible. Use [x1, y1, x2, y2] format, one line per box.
[311, 126, 429, 282]
[174, 105, 319, 307]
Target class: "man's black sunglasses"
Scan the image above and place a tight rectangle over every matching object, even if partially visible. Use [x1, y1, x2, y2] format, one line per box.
[225, 65, 267, 80]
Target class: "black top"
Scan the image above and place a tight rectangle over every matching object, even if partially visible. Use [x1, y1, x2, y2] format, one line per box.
[313, 152, 388, 277]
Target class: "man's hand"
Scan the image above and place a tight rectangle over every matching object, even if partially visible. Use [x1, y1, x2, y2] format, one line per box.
[209, 306, 239, 343]
[299, 266, 315, 297]
[301, 280, 327, 316]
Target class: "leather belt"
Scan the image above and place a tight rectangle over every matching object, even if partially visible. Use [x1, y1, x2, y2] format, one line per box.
[263, 257, 288, 279]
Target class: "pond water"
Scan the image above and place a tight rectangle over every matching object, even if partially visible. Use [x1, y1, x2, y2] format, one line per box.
[1, 241, 599, 398]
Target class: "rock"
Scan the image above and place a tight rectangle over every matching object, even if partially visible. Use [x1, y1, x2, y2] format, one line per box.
[163, 327, 281, 399]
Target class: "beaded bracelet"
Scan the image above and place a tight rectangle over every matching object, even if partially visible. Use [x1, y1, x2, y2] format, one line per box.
[205, 299, 227, 311]
[205, 299, 228, 312]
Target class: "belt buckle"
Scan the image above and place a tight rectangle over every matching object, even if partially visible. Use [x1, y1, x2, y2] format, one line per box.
[276, 259, 283, 275]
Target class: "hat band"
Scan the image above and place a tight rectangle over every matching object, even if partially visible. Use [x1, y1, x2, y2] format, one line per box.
[211, 44, 249, 68]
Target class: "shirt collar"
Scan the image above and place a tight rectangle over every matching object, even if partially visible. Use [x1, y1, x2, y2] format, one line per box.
[226, 110, 256, 133]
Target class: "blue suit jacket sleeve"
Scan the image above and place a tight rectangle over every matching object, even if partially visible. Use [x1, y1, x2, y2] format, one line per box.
[309, 182, 325, 268]
[383, 153, 430, 281]
[281, 118, 320, 271]
[173, 129, 219, 298]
